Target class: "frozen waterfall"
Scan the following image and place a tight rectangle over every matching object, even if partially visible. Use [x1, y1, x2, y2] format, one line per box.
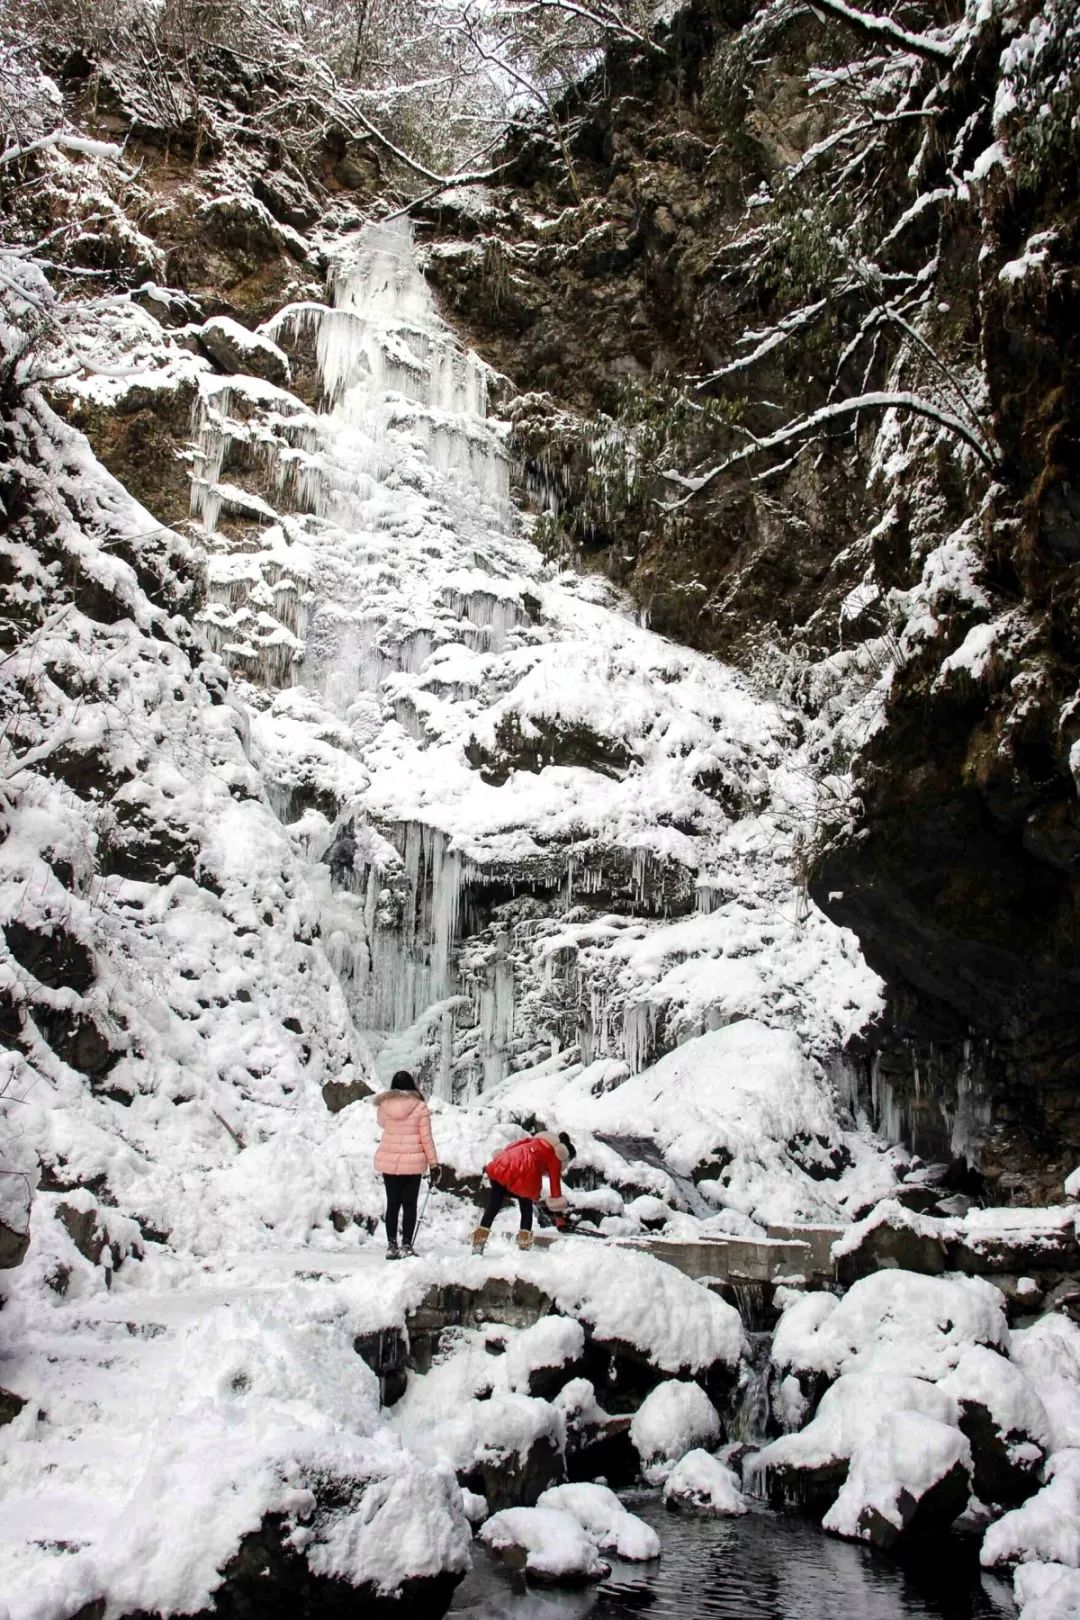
[186, 218, 881, 1109]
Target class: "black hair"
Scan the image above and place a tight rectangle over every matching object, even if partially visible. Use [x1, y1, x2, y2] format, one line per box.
[558, 1131, 577, 1161]
[391, 1070, 418, 1091]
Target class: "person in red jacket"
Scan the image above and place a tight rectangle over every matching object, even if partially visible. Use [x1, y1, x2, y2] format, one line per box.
[473, 1130, 575, 1253]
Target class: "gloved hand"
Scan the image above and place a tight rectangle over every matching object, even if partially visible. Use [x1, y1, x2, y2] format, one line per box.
[428, 1165, 442, 1187]
[545, 1194, 568, 1212]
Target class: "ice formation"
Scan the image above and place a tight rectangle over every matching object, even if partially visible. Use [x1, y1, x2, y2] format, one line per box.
[186, 218, 882, 1104]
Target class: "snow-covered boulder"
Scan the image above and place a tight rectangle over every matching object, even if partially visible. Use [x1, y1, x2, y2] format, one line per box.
[0, 1297, 472, 1618]
[538, 1483, 660, 1559]
[831, 1200, 948, 1284]
[747, 1372, 959, 1514]
[1011, 1314, 1080, 1453]
[479, 1506, 610, 1583]
[461, 1488, 488, 1525]
[552, 1378, 635, 1482]
[629, 1379, 722, 1482]
[391, 1322, 568, 1512]
[663, 1449, 746, 1516]
[549, 1243, 744, 1389]
[504, 1317, 586, 1399]
[1014, 1562, 1080, 1620]
[949, 1207, 1080, 1276]
[197, 315, 291, 387]
[772, 1270, 1009, 1400]
[822, 1411, 972, 1550]
[940, 1346, 1051, 1506]
[982, 1449, 1080, 1571]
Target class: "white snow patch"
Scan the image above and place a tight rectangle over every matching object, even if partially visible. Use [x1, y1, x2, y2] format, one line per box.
[479, 1506, 609, 1581]
[537, 1483, 660, 1560]
[629, 1380, 722, 1481]
[663, 1449, 746, 1516]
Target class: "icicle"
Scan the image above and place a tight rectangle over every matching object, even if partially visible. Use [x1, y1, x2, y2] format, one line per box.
[622, 1002, 658, 1074]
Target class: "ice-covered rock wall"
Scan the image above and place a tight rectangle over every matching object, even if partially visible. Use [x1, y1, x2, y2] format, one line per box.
[188, 220, 881, 1098]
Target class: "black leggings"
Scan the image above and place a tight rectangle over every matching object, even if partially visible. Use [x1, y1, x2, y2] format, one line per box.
[384, 1174, 421, 1246]
[481, 1179, 533, 1232]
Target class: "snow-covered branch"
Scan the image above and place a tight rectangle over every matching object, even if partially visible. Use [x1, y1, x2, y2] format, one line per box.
[0, 131, 124, 168]
[696, 301, 830, 385]
[806, 0, 954, 64]
[661, 390, 997, 510]
[501, 0, 662, 54]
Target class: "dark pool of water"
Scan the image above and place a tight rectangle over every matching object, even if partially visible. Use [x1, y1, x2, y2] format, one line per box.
[448, 1496, 1017, 1620]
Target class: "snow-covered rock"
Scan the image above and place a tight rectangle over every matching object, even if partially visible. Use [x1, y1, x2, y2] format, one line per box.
[1011, 1314, 1080, 1453]
[831, 1199, 948, 1282]
[940, 1346, 1051, 1505]
[461, 1488, 489, 1525]
[391, 1322, 566, 1511]
[982, 1449, 1080, 1571]
[748, 1372, 959, 1513]
[663, 1449, 746, 1516]
[479, 1505, 610, 1583]
[951, 1207, 1080, 1276]
[538, 1483, 660, 1559]
[771, 1269, 1009, 1389]
[821, 1411, 972, 1550]
[197, 314, 291, 386]
[552, 1378, 634, 1478]
[629, 1379, 722, 1482]
[1014, 1562, 1080, 1620]
[503, 1316, 586, 1398]
[549, 1243, 745, 1378]
[0, 1289, 471, 1617]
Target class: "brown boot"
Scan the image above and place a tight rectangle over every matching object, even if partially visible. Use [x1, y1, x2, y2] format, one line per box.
[471, 1226, 490, 1255]
[516, 1230, 534, 1252]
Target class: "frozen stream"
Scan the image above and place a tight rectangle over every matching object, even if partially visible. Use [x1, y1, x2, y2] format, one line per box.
[450, 1495, 1016, 1620]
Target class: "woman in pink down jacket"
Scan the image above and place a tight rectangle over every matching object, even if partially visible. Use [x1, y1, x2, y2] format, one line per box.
[373, 1070, 439, 1259]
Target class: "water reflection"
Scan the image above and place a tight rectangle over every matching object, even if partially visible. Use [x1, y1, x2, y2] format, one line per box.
[448, 1498, 1017, 1620]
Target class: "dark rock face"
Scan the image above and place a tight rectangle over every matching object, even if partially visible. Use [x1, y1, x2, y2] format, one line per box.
[202, 1513, 462, 1620]
[755, 1455, 849, 1519]
[812, 671, 1080, 1199]
[851, 1459, 971, 1553]
[0, 1386, 28, 1425]
[0, 1216, 30, 1270]
[461, 1433, 564, 1513]
[565, 1415, 637, 1487]
[833, 1210, 948, 1287]
[353, 1326, 409, 1406]
[955, 1399, 1044, 1510]
[322, 1077, 372, 1114]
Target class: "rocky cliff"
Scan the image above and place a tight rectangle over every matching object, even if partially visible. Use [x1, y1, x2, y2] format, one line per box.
[417, 0, 1080, 1199]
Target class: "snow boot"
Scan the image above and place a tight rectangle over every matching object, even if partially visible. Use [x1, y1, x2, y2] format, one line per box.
[516, 1230, 534, 1252]
[386, 1242, 401, 1260]
[471, 1226, 490, 1255]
